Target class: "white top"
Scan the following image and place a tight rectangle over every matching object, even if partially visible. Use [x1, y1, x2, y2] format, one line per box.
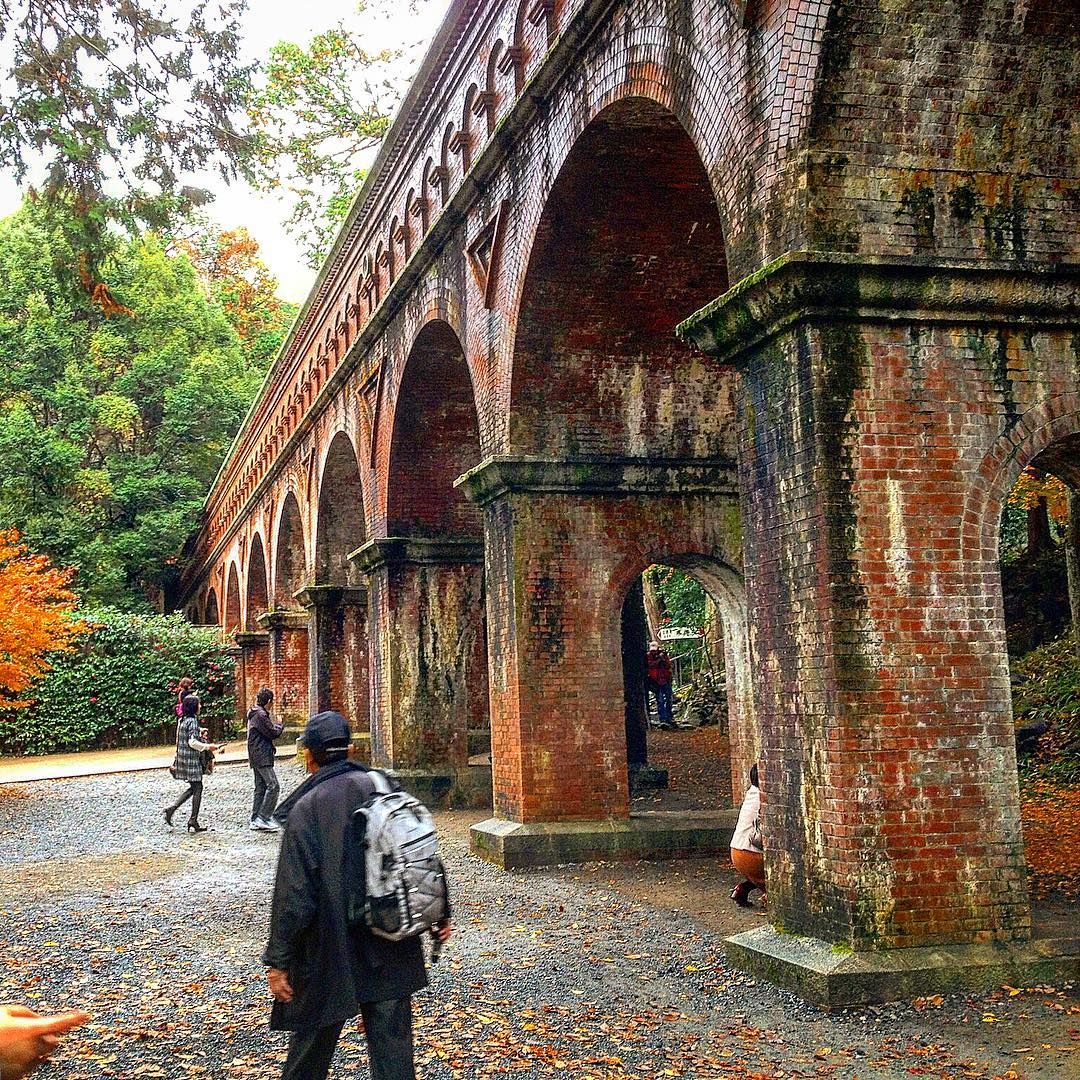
[731, 784, 763, 853]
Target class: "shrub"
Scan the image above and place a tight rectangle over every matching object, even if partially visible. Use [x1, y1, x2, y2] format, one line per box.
[0, 608, 236, 755]
[1013, 634, 1080, 786]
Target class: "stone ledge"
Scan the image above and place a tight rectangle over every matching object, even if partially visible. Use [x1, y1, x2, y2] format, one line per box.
[294, 583, 368, 609]
[725, 926, 1080, 1009]
[455, 456, 739, 506]
[348, 536, 485, 572]
[677, 251, 1080, 366]
[470, 810, 737, 869]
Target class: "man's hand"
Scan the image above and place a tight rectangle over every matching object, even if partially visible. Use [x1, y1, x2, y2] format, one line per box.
[0, 1005, 89, 1080]
[267, 968, 294, 1003]
[434, 920, 452, 944]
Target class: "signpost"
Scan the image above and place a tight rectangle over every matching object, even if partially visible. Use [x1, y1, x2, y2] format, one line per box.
[656, 626, 703, 641]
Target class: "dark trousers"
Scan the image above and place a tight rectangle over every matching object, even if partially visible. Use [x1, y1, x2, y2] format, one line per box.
[251, 765, 280, 822]
[282, 998, 415, 1080]
[167, 781, 203, 823]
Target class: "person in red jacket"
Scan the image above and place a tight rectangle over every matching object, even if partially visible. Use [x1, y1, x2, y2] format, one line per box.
[645, 641, 674, 729]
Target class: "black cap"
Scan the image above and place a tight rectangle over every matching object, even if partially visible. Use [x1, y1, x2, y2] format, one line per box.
[300, 710, 351, 752]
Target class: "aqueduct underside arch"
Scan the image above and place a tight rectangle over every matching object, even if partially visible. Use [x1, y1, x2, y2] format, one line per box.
[176, 0, 1080, 1001]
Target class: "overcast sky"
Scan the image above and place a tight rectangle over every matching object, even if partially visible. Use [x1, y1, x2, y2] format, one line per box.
[0, 0, 452, 302]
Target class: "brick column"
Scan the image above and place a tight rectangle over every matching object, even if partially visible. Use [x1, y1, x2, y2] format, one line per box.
[256, 610, 310, 726]
[679, 253, 1080, 956]
[296, 585, 369, 728]
[457, 457, 743, 825]
[350, 538, 486, 770]
[233, 630, 270, 719]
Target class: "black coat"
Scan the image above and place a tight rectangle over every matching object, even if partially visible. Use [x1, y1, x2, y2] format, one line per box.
[246, 705, 284, 769]
[263, 761, 428, 1031]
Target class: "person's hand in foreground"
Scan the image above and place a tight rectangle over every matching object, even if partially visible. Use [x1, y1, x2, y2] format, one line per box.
[0, 1005, 89, 1079]
[267, 968, 293, 1003]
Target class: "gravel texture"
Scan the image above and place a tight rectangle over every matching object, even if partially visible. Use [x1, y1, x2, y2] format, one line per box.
[1, 764, 1077, 1079]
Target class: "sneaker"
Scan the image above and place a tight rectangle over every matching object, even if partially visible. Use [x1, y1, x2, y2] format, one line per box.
[249, 819, 262, 831]
[255, 817, 280, 832]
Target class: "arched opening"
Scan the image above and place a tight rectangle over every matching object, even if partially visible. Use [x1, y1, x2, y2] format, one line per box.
[621, 559, 753, 812]
[245, 534, 269, 630]
[274, 492, 306, 608]
[510, 96, 731, 459]
[204, 588, 220, 627]
[224, 563, 241, 634]
[388, 321, 484, 540]
[489, 95, 742, 825]
[994, 433, 1080, 936]
[312, 432, 369, 725]
[316, 433, 366, 585]
[377, 319, 489, 768]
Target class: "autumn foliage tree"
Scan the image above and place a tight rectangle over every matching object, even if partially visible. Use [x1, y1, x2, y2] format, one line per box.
[0, 530, 84, 708]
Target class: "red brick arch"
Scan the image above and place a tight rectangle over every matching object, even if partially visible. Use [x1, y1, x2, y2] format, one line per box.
[386, 319, 484, 541]
[203, 588, 219, 627]
[315, 430, 366, 585]
[245, 532, 270, 629]
[967, 395, 1080, 564]
[273, 490, 308, 608]
[508, 94, 733, 459]
[224, 562, 242, 634]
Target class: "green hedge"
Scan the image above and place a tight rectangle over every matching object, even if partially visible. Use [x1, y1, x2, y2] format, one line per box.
[0, 608, 236, 755]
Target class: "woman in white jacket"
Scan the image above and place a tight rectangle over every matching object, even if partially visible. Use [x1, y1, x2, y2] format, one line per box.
[730, 763, 766, 908]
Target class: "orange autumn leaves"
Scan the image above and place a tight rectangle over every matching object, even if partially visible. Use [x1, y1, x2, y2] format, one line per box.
[0, 530, 84, 708]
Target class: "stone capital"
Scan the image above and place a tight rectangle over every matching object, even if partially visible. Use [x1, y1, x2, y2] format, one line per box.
[255, 609, 309, 631]
[233, 630, 270, 648]
[294, 583, 368, 611]
[454, 455, 739, 507]
[348, 536, 485, 573]
[677, 251, 1080, 366]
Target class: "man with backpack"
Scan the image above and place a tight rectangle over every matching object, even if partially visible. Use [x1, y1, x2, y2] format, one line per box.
[263, 710, 451, 1080]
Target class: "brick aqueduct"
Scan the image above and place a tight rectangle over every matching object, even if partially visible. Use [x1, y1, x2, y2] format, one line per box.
[179, 0, 1080, 991]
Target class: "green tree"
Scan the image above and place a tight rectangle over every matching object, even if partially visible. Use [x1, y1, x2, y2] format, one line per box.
[0, 201, 279, 608]
[0, 0, 255, 270]
[246, 13, 399, 267]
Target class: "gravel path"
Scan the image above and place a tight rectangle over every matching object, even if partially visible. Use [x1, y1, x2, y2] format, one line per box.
[1, 767, 1077, 1079]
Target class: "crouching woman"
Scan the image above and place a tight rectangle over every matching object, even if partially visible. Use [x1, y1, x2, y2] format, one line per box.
[730, 763, 766, 908]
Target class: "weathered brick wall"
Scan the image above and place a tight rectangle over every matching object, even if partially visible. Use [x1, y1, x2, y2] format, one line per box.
[270, 623, 310, 725]
[369, 559, 487, 769]
[331, 604, 368, 732]
[789, 0, 1080, 262]
[238, 639, 270, 718]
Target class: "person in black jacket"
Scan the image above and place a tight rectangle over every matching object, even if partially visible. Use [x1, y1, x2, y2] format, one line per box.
[263, 711, 452, 1080]
[247, 687, 285, 831]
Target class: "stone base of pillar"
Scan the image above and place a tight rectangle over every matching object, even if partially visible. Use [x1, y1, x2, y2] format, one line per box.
[390, 765, 492, 810]
[725, 926, 1080, 1009]
[470, 810, 738, 869]
[628, 763, 669, 794]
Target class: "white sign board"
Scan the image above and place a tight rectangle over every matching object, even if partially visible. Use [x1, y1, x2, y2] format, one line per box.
[657, 626, 703, 641]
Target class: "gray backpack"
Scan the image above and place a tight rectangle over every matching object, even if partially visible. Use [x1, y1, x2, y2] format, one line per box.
[348, 770, 449, 940]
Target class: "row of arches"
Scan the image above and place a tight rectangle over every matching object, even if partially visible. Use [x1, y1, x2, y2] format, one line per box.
[191, 93, 752, 804]
[184, 80, 1080, 959]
